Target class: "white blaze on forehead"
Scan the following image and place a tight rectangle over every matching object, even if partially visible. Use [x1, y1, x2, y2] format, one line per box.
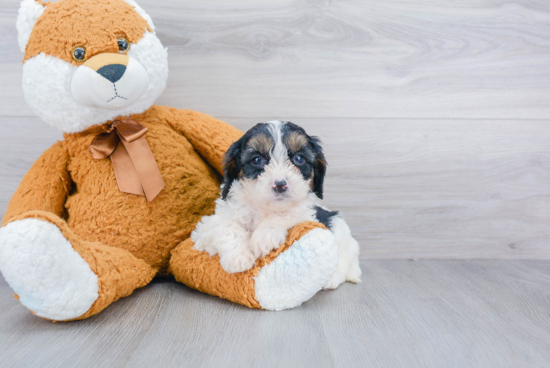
[260, 120, 308, 199]
[266, 120, 288, 164]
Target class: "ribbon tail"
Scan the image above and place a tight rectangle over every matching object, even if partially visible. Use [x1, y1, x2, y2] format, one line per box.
[110, 142, 145, 196]
[118, 135, 165, 202]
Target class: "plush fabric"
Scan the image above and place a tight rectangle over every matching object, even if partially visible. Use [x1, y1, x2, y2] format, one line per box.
[0, 0, 339, 321]
[16, 0, 45, 53]
[3, 106, 240, 273]
[170, 222, 331, 309]
[254, 226, 339, 310]
[22, 27, 168, 133]
[23, 0, 151, 64]
[0, 217, 99, 320]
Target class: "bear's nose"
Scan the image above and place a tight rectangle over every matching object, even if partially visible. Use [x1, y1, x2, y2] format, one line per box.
[97, 64, 127, 83]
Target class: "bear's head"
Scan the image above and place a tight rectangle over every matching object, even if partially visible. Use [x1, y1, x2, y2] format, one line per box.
[17, 0, 168, 133]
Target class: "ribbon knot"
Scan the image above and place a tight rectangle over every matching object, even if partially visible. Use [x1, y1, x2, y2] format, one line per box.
[89, 119, 165, 202]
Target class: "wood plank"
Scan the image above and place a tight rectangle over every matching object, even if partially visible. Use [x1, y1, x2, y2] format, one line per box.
[1, 260, 549, 367]
[224, 117, 550, 260]
[2, 116, 550, 259]
[1, 0, 550, 119]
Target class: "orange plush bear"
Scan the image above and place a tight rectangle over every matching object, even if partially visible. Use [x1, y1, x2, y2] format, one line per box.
[0, 0, 338, 321]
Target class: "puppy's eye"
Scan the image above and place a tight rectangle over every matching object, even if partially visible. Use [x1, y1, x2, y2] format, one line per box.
[118, 38, 130, 53]
[251, 157, 265, 167]
[292, 154, 305, 166]
[72, 47, 86, 61]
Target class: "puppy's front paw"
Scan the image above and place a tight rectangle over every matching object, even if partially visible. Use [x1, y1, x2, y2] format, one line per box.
[219, 249, 257, 274]
[250, 227, 288, 258]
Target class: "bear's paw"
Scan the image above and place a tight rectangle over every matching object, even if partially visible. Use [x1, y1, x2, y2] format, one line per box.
[254, 228, 339, 311]
[0, 219, 99, 320]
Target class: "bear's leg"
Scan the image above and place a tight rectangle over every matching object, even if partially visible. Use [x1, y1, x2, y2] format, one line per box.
[0, 211, 156, 321]
[169, 221, 339, 310]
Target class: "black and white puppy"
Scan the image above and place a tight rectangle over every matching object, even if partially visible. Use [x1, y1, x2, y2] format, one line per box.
[192, 121, 361, 289]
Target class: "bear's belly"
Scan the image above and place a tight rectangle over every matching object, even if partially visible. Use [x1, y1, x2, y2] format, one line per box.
[65, 122, 221, 271]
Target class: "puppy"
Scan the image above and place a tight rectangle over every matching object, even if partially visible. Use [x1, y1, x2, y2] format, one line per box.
[192, 121, 361, 289]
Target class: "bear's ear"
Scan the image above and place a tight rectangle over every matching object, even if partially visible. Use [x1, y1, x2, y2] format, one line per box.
[122, 0, 156, 31]
[16, 0, 46, 54]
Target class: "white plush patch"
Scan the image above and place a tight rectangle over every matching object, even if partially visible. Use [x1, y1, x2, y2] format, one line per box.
[22, 31, 168, 133]
[16, 0, 46, 53]
[122, 0, 155, 30]
[0, 219, 99, 320]
[254, 228, 339, 311]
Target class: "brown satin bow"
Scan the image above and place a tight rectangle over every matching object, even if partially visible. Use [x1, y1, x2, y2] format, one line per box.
[89, 119, 165, 202]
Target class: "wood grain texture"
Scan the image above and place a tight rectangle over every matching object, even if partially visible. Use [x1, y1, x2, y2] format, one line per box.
[1, 0, 550, 118]
[1, 2, 549, 366]
[223, 117, 550, 259]
[1, 0, 550, 259]
[1, 260, 549, 368]
[2, 116, 550, 259]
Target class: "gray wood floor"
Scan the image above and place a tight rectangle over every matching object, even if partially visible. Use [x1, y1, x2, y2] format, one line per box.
[1, 260, 549, 368]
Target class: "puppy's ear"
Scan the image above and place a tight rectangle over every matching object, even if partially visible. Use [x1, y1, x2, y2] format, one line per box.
[221, 138, 244, 200]
[310, 136, 327, 199]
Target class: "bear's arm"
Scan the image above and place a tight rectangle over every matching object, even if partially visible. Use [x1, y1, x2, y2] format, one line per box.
[2, 141, 71, 226]
[167, 108, 243, 175]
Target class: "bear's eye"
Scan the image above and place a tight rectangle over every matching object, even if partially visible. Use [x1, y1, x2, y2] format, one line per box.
[72, 47, 86, 62]
[118, 38, 130, 53]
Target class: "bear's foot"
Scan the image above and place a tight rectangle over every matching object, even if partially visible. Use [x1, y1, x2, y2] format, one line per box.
[0, 219, 99, 321]
[254, 226, 339, 310]
[170, 221, 339, 311]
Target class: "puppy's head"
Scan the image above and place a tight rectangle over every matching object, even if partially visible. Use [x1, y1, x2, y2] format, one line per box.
[222, 121, 326, 210]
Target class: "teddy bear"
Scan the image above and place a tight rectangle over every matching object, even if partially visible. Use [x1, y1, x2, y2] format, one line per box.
[0, 0, 339, 321]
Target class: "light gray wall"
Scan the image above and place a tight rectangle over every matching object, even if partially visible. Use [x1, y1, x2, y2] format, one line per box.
[1, 0, 549, 259]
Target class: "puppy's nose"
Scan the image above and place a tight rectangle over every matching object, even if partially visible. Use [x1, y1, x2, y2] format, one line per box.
[97, 64, 126, 83]
[273, 180, 288, 193]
